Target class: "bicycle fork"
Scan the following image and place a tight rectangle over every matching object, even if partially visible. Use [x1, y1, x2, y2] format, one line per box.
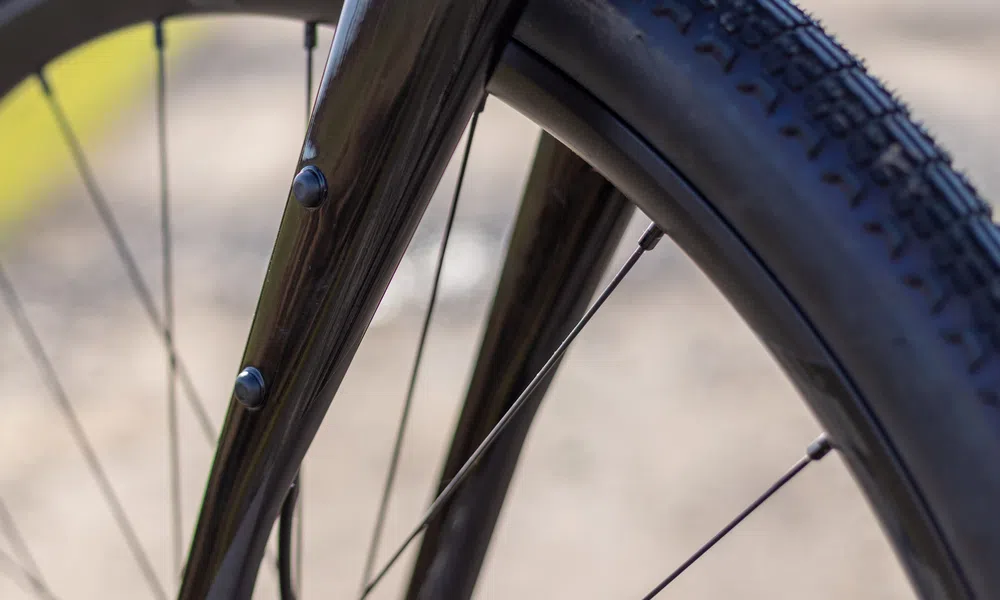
[177, 1, 526, 597]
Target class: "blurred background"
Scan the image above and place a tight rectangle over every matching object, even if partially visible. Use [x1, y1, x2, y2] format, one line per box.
[0, 1, 996, 598]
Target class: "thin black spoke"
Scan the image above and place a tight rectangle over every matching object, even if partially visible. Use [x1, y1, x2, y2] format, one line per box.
[305, 21, 317, 120]
[153, 19, 182, 581]
[36, 71, 216, 444]
[0, 265, 167, 600]
[361, 222, 665, 598]
[358, 104, 484, 596]
[292, 21, 316, 594]
[0, 549, 58, 600]
[0, 498, 47, 591]
[640, 434, 833, 599]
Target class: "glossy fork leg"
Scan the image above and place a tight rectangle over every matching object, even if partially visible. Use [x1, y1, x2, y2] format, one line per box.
[178, 1, 527, 598]
[404, 132, 633, 600]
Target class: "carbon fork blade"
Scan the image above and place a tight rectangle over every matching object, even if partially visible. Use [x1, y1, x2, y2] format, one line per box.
[358, 102, 485, 597]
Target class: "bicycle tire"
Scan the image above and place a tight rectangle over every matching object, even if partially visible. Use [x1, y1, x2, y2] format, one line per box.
[506, 2, 1000, 597]
[0, 0, 997, 598]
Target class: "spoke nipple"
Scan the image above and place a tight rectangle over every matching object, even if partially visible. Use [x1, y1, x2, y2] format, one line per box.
[806, 433, 833, 461]
[234, 367, 266, 410]
[304, 21, 317, 50]
[292, 165, 327, 210]
[153, 19, 165, 49]
[36, 71, 52, 96]
[638, 223, 664, 250]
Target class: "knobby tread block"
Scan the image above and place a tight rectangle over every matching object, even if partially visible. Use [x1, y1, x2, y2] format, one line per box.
[652, 0, 1000, 390]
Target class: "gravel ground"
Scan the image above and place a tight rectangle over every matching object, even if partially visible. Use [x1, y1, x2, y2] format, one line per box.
[0, 2, 997, 598]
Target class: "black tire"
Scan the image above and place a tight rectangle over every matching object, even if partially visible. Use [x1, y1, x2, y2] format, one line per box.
[1, 0, 998, 598]
[511, 1, 1000, 597]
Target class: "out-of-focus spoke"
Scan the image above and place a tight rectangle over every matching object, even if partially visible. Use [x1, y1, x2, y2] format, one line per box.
[0, 498, 47, 592]
[291, 22, 318, 597]
[640, 434, 833, 599]
[0, 500, 42, 576]
[358, 103, 484, 598]
[305, 21, 317, 119]
[36, 71, 216, 444]
[0, 265, 167, 600]
[360, 222, 665, 598]
[0, 549, 59, 600]
[152, 19, 182, 582]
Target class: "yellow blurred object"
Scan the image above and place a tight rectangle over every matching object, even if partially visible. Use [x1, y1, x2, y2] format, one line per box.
[0, 20, 201, 235]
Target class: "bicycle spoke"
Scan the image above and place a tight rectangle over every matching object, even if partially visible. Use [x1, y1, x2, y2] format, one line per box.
[0, 265, 167, 600]
[281, 24, 318, 598]
[0, 497, 47, 592]
[0, 549, 58, 600]
[299, 22, 317, 591]
[358, 104, 484, 596]
[360, 222, 664, 597]
[151, 19, 182, 581]
[36, 71, 216, 444]
[305, 21, 317, 120]
[640, 434, 833, 599]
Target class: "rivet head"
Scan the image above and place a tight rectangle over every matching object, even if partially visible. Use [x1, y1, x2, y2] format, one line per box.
[292, 165, 327, 209]
[234, 367, 266, 410]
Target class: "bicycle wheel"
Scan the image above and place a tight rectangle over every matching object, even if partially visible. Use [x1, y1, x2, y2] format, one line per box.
[0, 0, 997, 599]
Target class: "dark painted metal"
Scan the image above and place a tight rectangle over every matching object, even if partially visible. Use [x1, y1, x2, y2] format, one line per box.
[404, 132, 633, 600]
[177, 0, 527, 597]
